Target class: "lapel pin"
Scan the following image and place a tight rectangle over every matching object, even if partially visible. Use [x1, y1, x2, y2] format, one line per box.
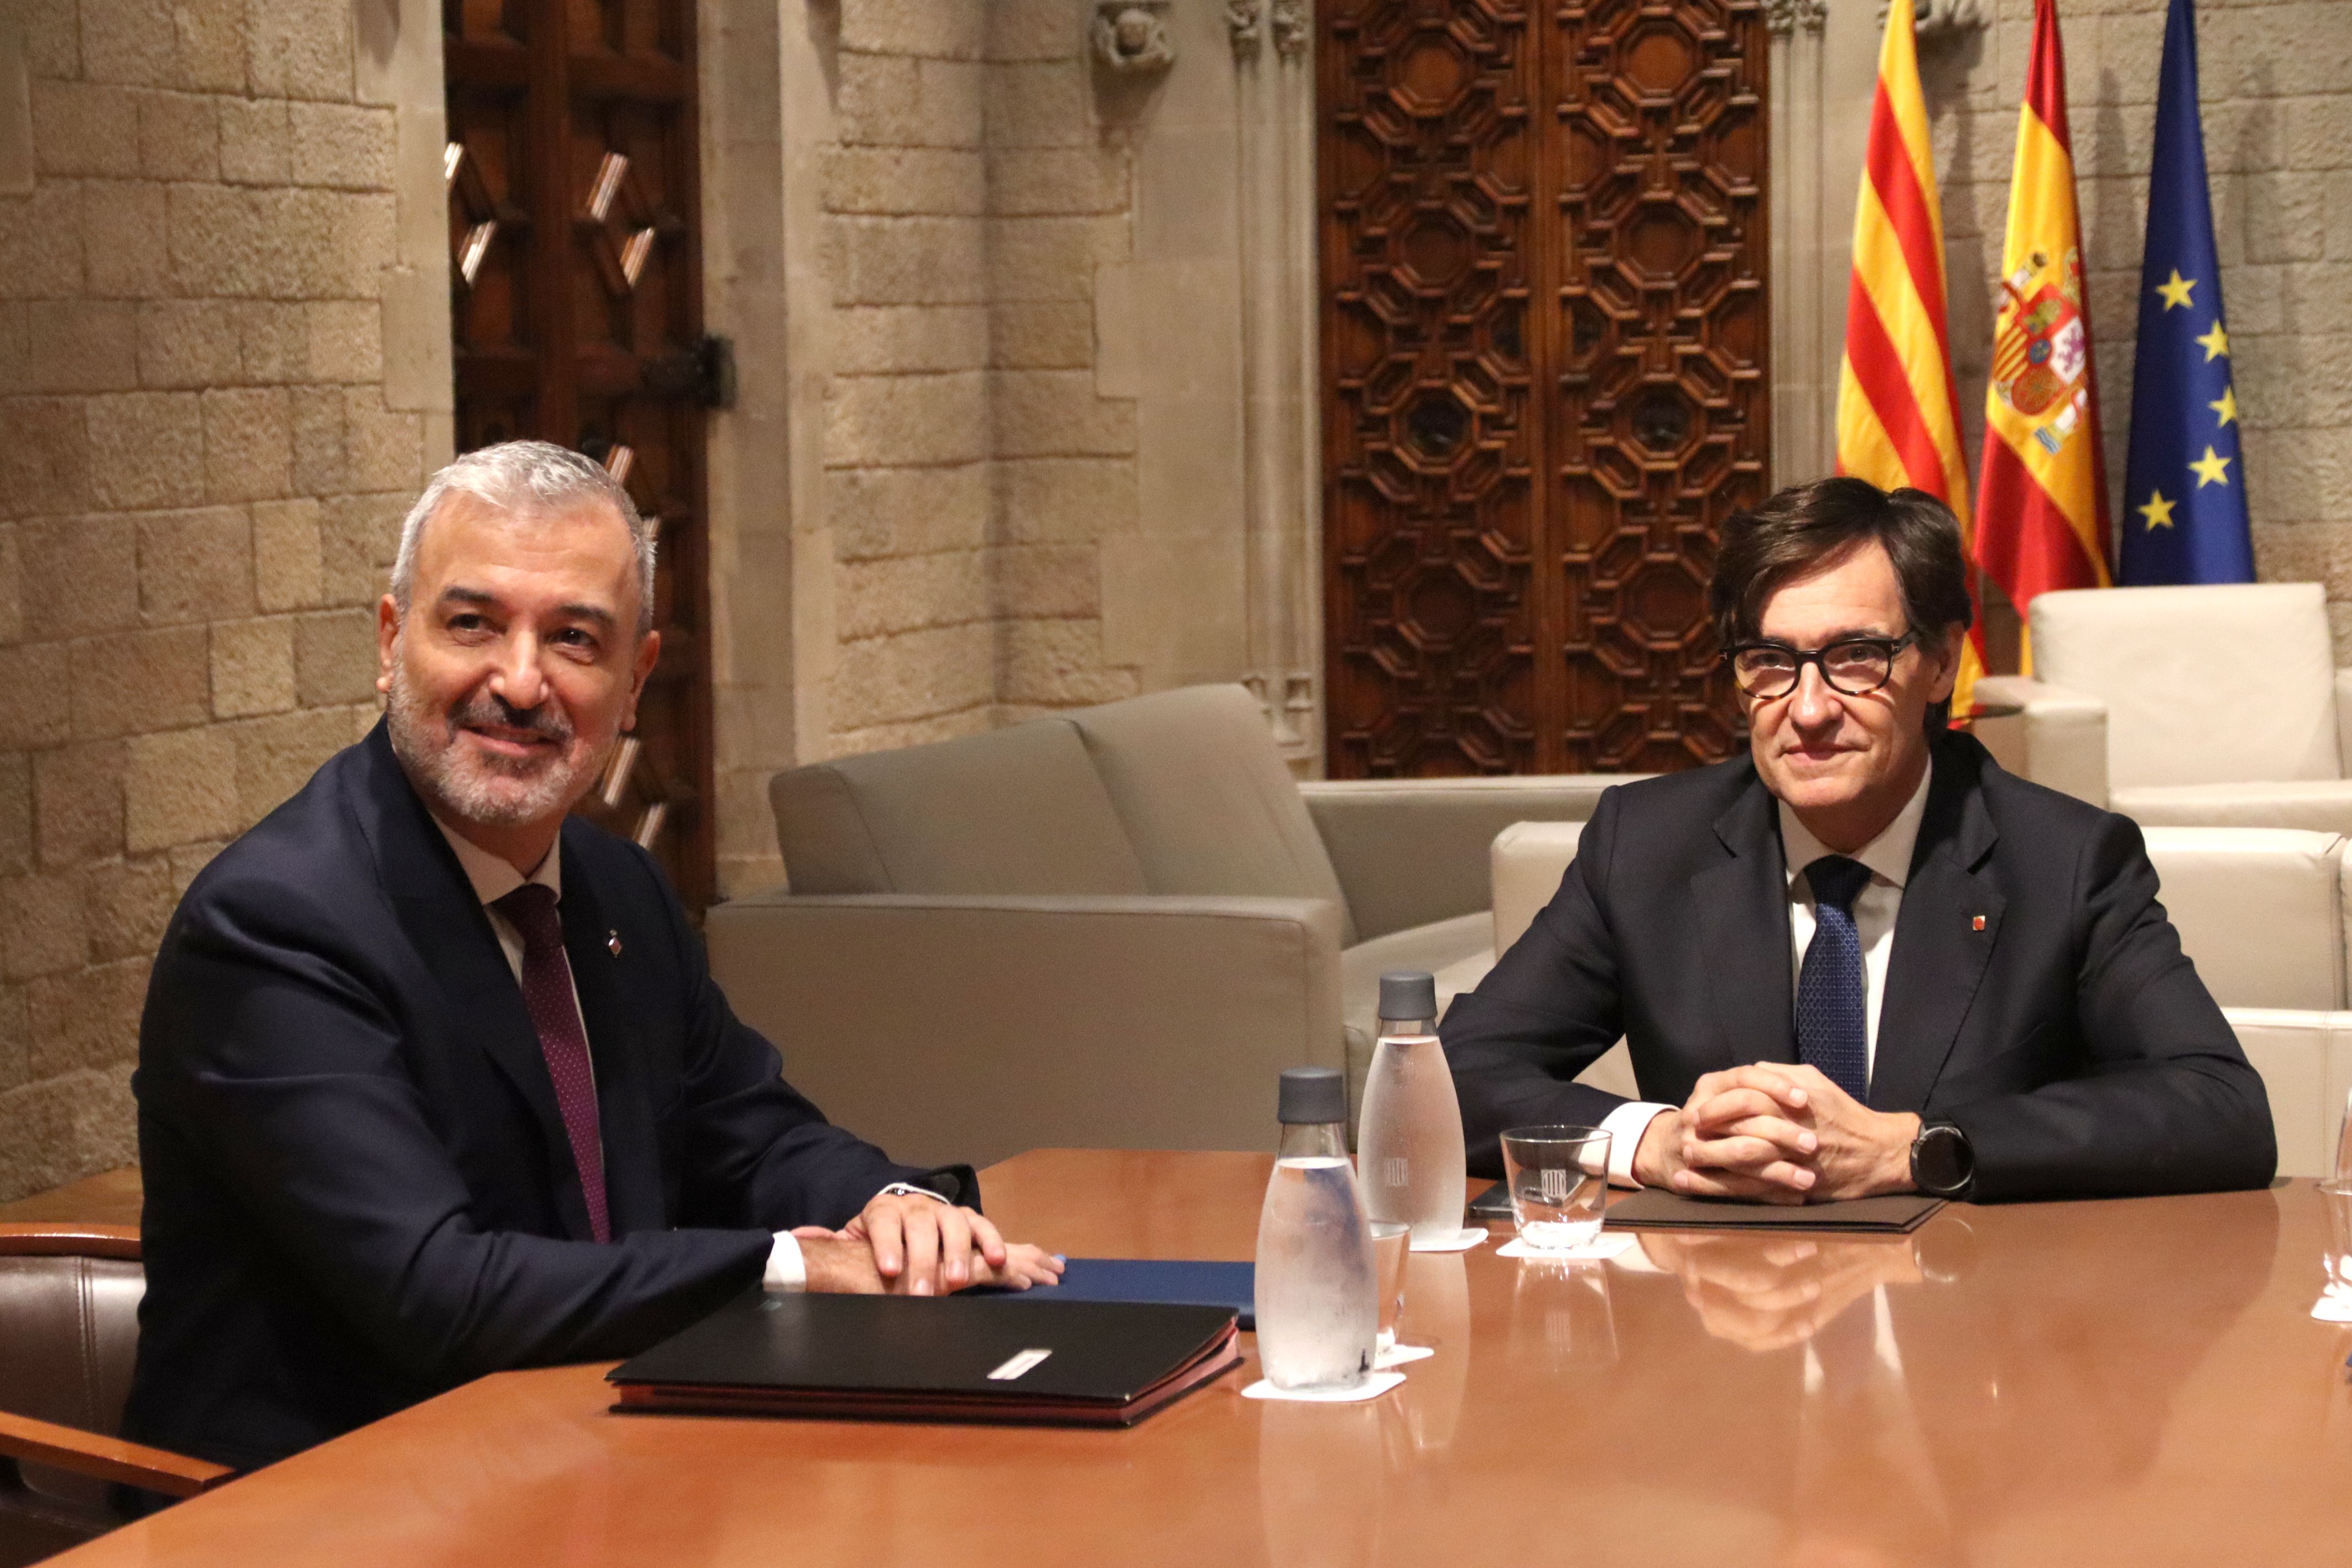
[607, 930, 623, 957]
[1971, 915, 1986, 931]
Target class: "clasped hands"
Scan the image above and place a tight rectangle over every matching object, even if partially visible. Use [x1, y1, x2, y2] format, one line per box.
[1632, 1063, 1920, 1204]
[792, 1191, 1065, 1297]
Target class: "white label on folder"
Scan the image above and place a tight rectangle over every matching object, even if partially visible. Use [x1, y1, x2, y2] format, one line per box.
[987, 1348, 1053, 1381]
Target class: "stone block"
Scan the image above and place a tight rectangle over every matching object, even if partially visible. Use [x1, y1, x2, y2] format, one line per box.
[73, 625, 210, 739]
[990, 543, 1099, 618]
[210, 614, 296, 716]
[831, 214, 988, 305]
[2, 869, 87, 981]
[289, 382, 347, 493]
[0, 643, 69, 748]
[0, 525, 18, 643]
[341, 389, 421, 491]
[829, 703, 997, 761]
[834, 304, 989, 374]
[827, 464, 990, 560]
[0, 305, 22, 395]
[987, 148, 1128, 216]
[201, 387, 291, 503]
[88, 391, 205, 510]
[168, 181, 273, 297]
[2243, 172, 2327, 265]
[139, 505, 255, 624]
[138, 89, 220, 179]
[306, 300, 382, 383]
[288, 100, 394, 188]
[9, 0, 80, 76]
[25, 302, 137, 393]
[837, 54, 983, 149]
[238, 301, 309, 382]
[0, 184, 83, 298]
[835, 550, 989, 640]
[0, 1066, 139, 1206]
[313, 190, 396, 298]
[293, 607, 376, 705]
[829, 619, 994, 728]
[252, 497, 325, 610]
[996, 617, 1135, 706]
[30, 80, 138, 176]
[837, 0, 985, 59]
[126, 723, 237, 850]
[989, 215, 1129, 303]
[824, 145, 985, 216]
[20, 517, 135, 639]
[34, 741, 126, 867]
[995, 457, 1139, 542]
[217, 95, 289, 184]
[174, 0, 248, 91]
[0, 753, 27, 879]
[137, 300, 239, 389]
[167, 838, 222, 896]
[246, 0, 352, 102]
[984, 62, 1089, 149]
[229, 706, 349, 825]
[79, 0, 178, 86]
[0, 399, 92, 521]
[2285, 262, 2352, 336]
[2327, 171, 2352, 264]
[825, 371, 988, 467]
[27, 957, 148, 1078]
[81, 179, 172, 298]
[318, 491, 402, 605]
[83, 854, 173, 962]
[993, 370, 1137, 458]
[2283, 95, 2351, 175]
[983, 0, 1077, 63]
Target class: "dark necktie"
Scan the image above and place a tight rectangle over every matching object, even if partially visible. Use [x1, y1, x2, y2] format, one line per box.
[493, 883, 610, 1243]
[1796, 854, 1873, 1104]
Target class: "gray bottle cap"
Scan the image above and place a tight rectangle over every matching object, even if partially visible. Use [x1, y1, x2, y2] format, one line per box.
[1277, 1066, 1348, 1125]
[1379, 970, 1438, 1021]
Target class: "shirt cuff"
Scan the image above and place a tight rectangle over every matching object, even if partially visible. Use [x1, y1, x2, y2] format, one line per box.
[1599, 1101, 1676, 1188]
[762, 1232, 807, 1293]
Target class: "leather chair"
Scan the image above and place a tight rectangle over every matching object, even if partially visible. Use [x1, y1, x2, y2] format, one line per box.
[2221, 1010, 2352, 1178]
[0, 1224, 230, 1565]
[1974, 582, 2352, 831]
[707, 684, 1629, 1164]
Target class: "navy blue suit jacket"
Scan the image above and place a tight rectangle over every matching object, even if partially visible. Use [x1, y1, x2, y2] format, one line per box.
[124, 723, 933, 1469]
[1442, 732, 2276, 1201]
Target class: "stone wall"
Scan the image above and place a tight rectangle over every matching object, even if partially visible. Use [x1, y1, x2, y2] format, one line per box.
[1921, 0, 2352, 647]
[0, 0, 448, 1201]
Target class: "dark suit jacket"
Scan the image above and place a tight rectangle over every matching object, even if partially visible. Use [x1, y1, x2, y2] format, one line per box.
[1442, 731, 2276, 1200]
[124, 722, 939, 1470]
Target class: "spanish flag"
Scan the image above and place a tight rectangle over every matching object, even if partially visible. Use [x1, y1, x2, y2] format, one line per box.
[1834, 0, 1980, 707]
[1977, 0, 2111, 668]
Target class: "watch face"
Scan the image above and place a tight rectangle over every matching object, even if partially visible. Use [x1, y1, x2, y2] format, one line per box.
[1916, 1126, 1970, 1193]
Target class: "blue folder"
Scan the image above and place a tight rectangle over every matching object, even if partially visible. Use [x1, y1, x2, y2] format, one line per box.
[1003, 1259, 1256, 1330]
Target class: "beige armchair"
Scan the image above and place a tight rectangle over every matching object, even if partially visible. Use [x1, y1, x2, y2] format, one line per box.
[706, 685, 1627, 1166]
[1975, 582, 2352, 832]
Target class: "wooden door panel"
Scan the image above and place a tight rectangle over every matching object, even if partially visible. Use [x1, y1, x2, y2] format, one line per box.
[445, 0, 715, 910]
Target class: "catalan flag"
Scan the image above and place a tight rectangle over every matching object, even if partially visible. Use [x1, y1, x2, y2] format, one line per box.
[1977, 0, 2111, 666]
[2119, 0, 2252, 585]
[1835, 0, 1981, 704]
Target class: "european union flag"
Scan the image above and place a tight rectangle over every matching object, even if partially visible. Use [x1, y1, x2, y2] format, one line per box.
[2119, 0, 2252, 585]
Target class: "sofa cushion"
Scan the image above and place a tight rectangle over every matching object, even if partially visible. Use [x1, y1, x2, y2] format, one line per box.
[2141, 827, 2344, 1011]
[2112, 780, 2352, 836]
[769, 722, 1148, 896]
[1067, 685, 1358, 943]
[2030, 582, 2340, 787]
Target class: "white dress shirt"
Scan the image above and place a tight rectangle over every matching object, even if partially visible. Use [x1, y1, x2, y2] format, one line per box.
[1597, 763, 1935, 1186]
[429, 817, 815, 1289]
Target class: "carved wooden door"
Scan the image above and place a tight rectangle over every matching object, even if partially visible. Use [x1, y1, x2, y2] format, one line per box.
[1320, 0, 1768, 775]
[444, 0, 717, 910]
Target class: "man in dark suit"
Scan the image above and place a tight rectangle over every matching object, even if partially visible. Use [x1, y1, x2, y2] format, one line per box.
[1445, 477, 2274, 1202]
[126, 442, 1060, 1471]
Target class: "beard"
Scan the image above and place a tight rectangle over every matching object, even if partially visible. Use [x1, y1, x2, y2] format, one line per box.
[385, 654, 608, 830]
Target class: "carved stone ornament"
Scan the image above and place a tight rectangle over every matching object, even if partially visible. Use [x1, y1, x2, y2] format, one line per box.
[1227, 0, 1262, 58]
[1269, 0, 1309, 57]
[1766, 0, 1828, 35]
[1094, 1, 1175, 73]
[1879, 0, 1988, 34]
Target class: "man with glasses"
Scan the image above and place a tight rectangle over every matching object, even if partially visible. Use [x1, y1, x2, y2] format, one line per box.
[1443, 477, 2273, 1202]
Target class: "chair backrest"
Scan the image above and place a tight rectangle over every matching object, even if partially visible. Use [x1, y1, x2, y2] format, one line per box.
[2141, 828, 2346, 1011]
[0, 1226, 144, 1513]
[1490, 820, 1587, 955]
[2030, 583, 2341, 788]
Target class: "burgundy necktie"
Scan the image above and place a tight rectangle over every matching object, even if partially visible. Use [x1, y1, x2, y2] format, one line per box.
[493, 883, 611, 1243]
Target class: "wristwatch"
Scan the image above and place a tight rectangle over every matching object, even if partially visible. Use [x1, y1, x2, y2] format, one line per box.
[1910, 1120, 1975, 1198]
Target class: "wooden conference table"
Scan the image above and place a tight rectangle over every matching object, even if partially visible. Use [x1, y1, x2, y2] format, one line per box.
[51, 1151, 2352, 1566]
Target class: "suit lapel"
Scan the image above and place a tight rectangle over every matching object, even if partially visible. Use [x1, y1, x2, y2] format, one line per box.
[558, 833, 665, 1238]
[1695, 776, 1799, 1071]
[1869, 745, 2004, 1114]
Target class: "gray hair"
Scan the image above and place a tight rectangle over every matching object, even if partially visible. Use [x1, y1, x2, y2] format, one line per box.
[390, 440, 657, 634]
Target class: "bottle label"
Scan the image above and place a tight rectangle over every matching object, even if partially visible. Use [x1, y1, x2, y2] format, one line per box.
[1379, 1156, 1409, 1190]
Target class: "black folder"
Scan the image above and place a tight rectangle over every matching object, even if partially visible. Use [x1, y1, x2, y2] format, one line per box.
[608, 1291, 1242, 1428]
[1602, 1189, 1945, 1233]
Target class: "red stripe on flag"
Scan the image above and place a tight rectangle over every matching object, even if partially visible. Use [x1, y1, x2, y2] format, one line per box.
[2026, 0, 2072, 149]
[1843, 285, 1950, 498]
[1975, 436, 2104, 603]
[1864, 93, 1953, 365]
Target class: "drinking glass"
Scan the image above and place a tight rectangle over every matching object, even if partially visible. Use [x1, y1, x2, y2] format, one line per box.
[2317, 1179, 2352, 1323]
[1499, 1126, 1611, 1251]
[1369, 1220, 1411, 1352]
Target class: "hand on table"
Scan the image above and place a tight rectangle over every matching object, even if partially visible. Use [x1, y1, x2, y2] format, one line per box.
[1632, 1063, 1920, 1203]
[793, 1191, 1065, 1296]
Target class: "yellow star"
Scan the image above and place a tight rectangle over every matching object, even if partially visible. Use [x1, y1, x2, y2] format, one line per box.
[2209, 385, 2239, 426]
[2189, 446, 2232, 488]
[2196, 320, 2230, 361]
[2138, 491, 2177, 529]
[2155, 269, 2195, 310]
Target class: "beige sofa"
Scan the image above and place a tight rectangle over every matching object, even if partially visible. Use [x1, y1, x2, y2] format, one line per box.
[706, 685, 1625, 1166]
[1974, 582, 2352, 832]
[1486, 819, 2352, 1174]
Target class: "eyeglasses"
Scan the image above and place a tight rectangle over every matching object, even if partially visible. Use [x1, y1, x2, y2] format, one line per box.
[1722, 632, 1918, 700]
